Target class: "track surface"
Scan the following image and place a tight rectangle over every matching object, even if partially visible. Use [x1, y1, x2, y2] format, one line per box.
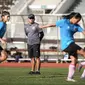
[0, 62, 71, 68]
[0, 62, 84, 68]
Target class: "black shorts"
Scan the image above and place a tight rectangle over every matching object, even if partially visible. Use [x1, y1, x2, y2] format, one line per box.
[27, 44, 40, 58]
[0, 46, 3, 55]
[63, 42, 82, 58]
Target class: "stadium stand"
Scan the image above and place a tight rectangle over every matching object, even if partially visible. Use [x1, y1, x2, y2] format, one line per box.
[10, 0, 34, 14]
[0, 0, 15, 13]
[67, 0, 85, 13]
[28, 0, 62, 14]
[1, 0, 85, 63]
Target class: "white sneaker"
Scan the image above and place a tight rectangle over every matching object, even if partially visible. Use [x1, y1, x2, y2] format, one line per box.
[66, 78, 76, 82]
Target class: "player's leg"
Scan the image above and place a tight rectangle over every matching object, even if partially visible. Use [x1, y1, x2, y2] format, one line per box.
[81, 69, 85, 79]
[68, 44, 85, 73]
[67, 55, 77, 82]
[77, 49, 85, 67]
[77, 49, 85, 71]
[35, 57, 41, 74]
[77, 49, 85, 78]
[33, 44, 41, 74]
[78, 61, 85, 72]
[0, 50, 8, 62]
[64, 43, 79, 82]
[0, 45, 8, 63]
[28, 44, 35, 74]
[77, 49, 85, 57]
[31, 57, 36, 72]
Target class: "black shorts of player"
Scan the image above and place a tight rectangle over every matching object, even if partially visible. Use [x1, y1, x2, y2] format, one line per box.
[63, 42, 82, 58]
[0, 45, 3, 55]
[27, 44, 40, 58]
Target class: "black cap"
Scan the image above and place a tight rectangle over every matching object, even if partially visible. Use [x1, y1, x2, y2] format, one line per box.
[28, 14, 35, 19]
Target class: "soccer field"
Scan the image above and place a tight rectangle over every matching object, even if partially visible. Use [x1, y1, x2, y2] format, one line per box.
[0, 67, 85, 85]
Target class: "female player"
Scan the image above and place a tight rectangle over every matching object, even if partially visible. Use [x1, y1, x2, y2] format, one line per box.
[48, 12, 85, 82]
[0, 11, 10, 62]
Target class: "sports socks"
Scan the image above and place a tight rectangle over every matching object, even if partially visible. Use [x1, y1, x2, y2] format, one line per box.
[67, 64, 76, 79]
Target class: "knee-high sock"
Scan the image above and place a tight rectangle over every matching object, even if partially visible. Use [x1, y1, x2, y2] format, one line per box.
[81, 69, 85, 78]
[80, 62, 85, 66]
[67, 64, 76, 79]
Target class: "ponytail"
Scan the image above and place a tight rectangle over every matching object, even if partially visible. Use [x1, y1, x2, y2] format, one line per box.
[63, 12, 82, 20]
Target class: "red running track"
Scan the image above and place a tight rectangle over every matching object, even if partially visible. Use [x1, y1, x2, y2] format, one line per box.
[0, 62, 84, 68]
[0, 62, 71, 68]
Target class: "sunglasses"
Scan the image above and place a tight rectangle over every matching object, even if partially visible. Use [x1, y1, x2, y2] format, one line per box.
[28, 17, 35, 19]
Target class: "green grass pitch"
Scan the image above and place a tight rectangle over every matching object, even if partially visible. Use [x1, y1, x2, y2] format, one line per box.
[0, 67, 85, 85]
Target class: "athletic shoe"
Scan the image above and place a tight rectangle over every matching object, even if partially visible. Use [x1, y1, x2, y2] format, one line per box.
[66, 78, 76, 82]
[35, 71, 41, 75]
[78, 64, 82, 72]
[28, 71, 35, 74]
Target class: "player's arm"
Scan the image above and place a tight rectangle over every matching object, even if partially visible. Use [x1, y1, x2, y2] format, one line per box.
[24, 24, 28, 36]
[39, 24, 56, 29]
[24, 29, 28, 36]
[39, 19, 65, 29]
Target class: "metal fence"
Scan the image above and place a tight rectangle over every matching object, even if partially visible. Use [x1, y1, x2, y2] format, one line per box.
[6, 14, 85, 49]
[4, 14, 85, 62]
